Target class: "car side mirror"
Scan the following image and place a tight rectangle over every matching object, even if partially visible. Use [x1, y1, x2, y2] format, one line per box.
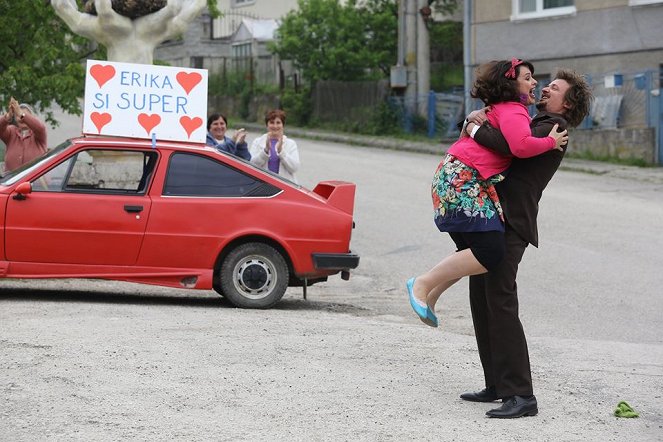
[13, 182, 33, 200]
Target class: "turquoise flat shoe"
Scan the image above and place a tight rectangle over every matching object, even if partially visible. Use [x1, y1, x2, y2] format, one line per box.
[407, 277, 436, 327]
[426, 306, 439, 328]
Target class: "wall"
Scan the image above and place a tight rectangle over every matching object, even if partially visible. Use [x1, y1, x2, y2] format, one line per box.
[472, 6, 663, 65]
[155, 13, 230, 69]
[312, 80, 389, 124]
[471, 1, 663, 71]
[570, 127, 656, 163]
[208, 93, 280, 123]
[214, 0, 299, 19]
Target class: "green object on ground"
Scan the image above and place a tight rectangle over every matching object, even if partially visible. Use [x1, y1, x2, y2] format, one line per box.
[614, 401, 639, 418]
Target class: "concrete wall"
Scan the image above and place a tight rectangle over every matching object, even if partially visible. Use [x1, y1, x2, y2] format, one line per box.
[570, 127, 656, 164]
[208, 93, 280, 123]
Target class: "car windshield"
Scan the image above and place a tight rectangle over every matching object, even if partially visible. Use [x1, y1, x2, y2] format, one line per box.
[0, 140, 72, 186]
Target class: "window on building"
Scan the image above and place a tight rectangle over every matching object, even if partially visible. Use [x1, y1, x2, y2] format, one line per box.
[232, 42, 252, 72]
[512, 0, 575, 20]
[191, 56, 204, 69]
[232, 0, 256, 7]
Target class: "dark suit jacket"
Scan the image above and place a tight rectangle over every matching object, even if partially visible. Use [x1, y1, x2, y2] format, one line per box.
[473, 112, 568, 247]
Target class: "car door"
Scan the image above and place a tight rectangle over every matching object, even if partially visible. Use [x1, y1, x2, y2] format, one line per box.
[136, 151, 282, 269]
[4, 147, 157, 266]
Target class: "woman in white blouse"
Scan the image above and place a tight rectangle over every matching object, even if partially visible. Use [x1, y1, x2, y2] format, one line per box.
[249, 109, 300, 184]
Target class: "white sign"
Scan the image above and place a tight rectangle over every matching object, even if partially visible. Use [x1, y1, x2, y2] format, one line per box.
[83, 60, 208, 143]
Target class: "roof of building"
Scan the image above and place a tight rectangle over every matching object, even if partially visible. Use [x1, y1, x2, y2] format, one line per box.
[232, 18, 279, 43]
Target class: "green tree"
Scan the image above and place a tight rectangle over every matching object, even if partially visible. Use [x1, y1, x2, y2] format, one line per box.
[0, 1, 94, 125]
[0, 0, 219, 126]
[272, 0, 461, 83]
[431, 0, 460, 16]
[271, 0, 398, 82]
[430, 19, 463, 90]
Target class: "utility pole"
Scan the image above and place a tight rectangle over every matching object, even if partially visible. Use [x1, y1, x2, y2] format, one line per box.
[463, 0, 473, 115]
[405, 0, 418, 113]
[417, 0, 430, 115]
[394, 0, 430, 118]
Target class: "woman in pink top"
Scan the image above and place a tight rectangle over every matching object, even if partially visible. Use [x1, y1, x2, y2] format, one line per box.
[406, 59, 568, 327]
[0, 97, 47, 173]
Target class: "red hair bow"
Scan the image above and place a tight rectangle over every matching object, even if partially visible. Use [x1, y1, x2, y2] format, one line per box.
[505, 58, 523, 79]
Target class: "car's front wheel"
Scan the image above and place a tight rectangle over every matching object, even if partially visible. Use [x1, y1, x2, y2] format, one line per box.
[217, 242, 289, 309]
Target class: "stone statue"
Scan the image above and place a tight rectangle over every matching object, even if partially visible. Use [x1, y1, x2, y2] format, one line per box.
[51, 0, 207, 64]
[83, 0, 168, 19]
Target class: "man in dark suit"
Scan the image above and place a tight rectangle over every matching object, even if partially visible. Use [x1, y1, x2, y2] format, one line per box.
[459, 69, 593, 418]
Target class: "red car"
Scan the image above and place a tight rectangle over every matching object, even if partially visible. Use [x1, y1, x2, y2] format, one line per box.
[0, 136, 359, 308]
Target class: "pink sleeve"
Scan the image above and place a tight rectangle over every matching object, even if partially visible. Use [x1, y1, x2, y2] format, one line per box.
[22, 113, 47, 147]
[0, 115, 11, 144]
[498, 106, 555, 158]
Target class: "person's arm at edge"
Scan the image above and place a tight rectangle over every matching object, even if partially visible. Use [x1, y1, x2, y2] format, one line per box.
[0, 114, 11, 144]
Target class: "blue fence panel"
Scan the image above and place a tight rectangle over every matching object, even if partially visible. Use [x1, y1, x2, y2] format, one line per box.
[389, 91, 465, 138]
[427, 91, 436, 138]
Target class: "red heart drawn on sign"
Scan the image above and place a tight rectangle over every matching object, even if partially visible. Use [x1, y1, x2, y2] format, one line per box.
[90, 64, 116, 88]
[138, 113, 161, 136]
[180, 116, 203, 138]
[176, 71, 202, 95]
[90, 112, 112, 133]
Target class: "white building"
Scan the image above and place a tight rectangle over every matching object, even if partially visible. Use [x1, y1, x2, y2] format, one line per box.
[155, 0, 301, 85]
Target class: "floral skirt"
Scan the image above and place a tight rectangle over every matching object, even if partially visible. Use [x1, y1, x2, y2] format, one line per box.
[431, 154, 505, 233]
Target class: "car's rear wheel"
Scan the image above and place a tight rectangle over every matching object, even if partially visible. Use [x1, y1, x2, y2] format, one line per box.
[217, 242, 289, 309]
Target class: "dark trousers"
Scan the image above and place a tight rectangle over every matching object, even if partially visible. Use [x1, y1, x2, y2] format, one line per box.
[468, 226, 532, 398]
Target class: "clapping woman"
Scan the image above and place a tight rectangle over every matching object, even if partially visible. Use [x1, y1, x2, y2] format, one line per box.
[249, 109, 300, 184]
[206, 113, 251, 161]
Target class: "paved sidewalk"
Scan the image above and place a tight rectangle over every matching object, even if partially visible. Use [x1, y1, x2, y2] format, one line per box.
[239, 122, 663, 185]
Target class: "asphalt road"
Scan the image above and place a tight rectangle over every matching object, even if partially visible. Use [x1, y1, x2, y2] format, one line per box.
[298, 138, 663, 343]
[1, 136, 662, 441]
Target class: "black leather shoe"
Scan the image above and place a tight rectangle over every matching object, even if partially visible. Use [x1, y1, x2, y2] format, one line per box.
[486, 395, 538, 418]
[460, 386, 498, 402]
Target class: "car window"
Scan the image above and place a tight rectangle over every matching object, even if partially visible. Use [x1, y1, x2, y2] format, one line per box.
[164, 152, 274, 197]
[31, 157, 73, 192]
[32, 149, 157, 194]
[0, 140, 71, 186]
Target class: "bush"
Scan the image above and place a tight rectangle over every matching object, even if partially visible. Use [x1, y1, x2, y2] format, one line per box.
[364, 101, 402, 135]
[208, 70, 250, 97]
[279, 88, 312, 126]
